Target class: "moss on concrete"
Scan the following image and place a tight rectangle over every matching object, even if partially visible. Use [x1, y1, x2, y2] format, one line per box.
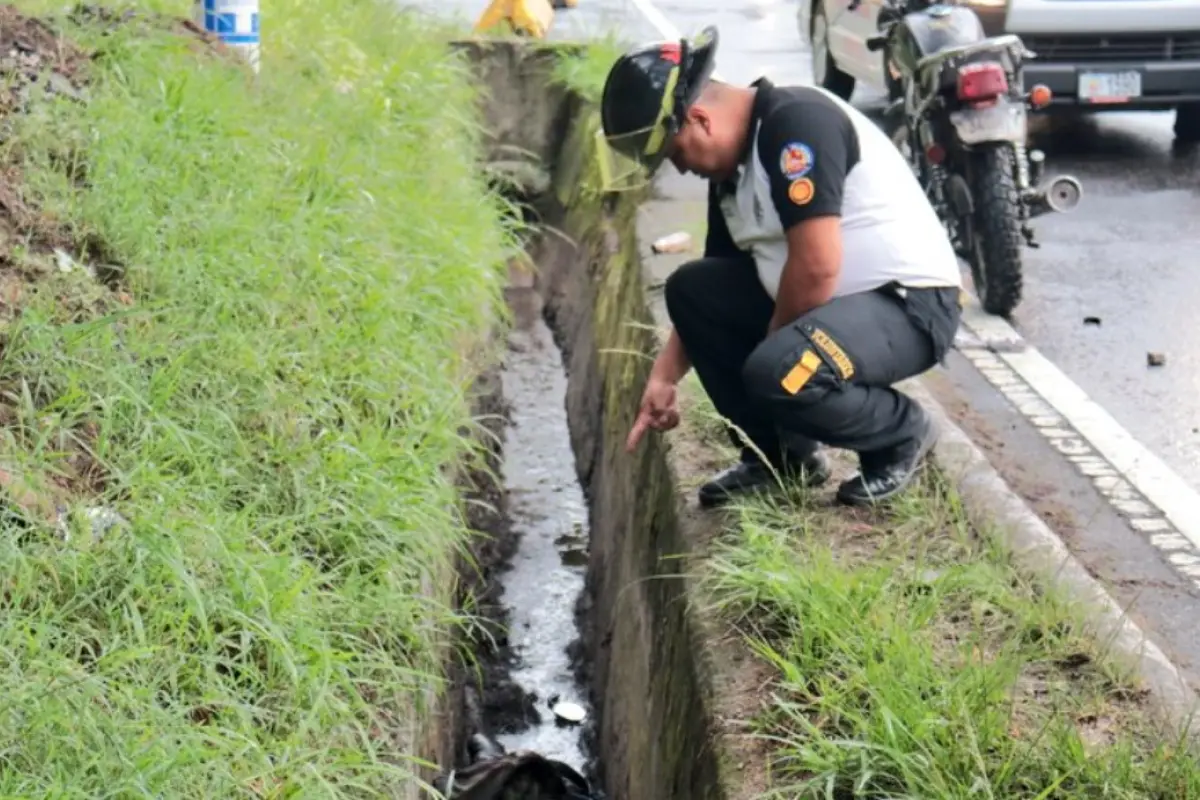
[527, 57, 749, 799]
[450, 36, 759, 799]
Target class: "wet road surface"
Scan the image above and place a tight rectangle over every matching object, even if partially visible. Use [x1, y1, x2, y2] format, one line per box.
[1015, 112, 1200, 488]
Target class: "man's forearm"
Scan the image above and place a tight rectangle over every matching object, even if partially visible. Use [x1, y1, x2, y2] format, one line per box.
[650, 327, 692, 384]
[769, 275, 836, 332]
[769, 254, 839, 333]
[768, 216, 843, 333]
[770, 294, 824, 332]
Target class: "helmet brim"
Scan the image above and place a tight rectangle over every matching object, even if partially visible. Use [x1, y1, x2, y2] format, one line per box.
[679, 26, 719, 113]
[599, 123, 672, 182]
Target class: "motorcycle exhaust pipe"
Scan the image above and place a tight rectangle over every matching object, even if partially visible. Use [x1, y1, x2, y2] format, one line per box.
[1025, 175, 1083, 219]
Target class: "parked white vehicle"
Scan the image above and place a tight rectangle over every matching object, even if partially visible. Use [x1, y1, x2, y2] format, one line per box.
[799, 0, 1200, 141]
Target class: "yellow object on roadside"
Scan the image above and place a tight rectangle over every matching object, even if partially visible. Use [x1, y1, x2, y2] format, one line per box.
[473, 0, 555, 38]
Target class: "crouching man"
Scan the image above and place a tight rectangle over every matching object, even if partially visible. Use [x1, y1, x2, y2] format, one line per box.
[601, 26, 963, 508]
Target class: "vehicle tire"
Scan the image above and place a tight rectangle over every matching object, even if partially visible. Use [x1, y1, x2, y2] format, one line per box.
[811, 2, 855, 100]
[968, 143, 1024, 318]
[1175, 103, 1200, 143]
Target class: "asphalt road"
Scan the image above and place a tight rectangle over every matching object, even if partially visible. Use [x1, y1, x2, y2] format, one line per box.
[1014, 113, 1200, 488]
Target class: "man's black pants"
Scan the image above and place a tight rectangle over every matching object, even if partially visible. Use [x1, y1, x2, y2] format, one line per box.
[663, 255, 962, 467]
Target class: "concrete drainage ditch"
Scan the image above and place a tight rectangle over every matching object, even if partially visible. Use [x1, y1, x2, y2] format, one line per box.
[432, 38, 746, 800]
[433, 36, 1200, 800]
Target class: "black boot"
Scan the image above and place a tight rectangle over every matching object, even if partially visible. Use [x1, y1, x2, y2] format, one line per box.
[698, 450, 831, 509]
[836, 408, 939, 507]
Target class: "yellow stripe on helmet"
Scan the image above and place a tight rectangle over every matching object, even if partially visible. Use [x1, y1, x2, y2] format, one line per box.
[642, 65, 680, 158]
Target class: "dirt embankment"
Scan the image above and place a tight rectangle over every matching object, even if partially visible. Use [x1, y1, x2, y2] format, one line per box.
[0, 10, 560, 795]
[0, 15, 579, 793]
[0, 5, 118, 528]
[0, 4, 227, 528]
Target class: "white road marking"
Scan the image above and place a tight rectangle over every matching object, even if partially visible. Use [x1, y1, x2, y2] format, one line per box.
[623, 0, 1200, 587]
[961, 303, 1200, 547]
[623, 0, 726, 81]
[957, 300, 1200, 590]
[626, 0, 681, 40]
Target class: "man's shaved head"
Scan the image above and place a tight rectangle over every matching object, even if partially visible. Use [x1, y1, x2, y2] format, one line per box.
[667, 80, 757, 181]
[696, 80, 738, 104]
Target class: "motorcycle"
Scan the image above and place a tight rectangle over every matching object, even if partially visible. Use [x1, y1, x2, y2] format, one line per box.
[854, 0, 1083, 318]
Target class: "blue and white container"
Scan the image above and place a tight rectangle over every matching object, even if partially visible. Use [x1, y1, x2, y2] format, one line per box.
[195, 0, 260, 72]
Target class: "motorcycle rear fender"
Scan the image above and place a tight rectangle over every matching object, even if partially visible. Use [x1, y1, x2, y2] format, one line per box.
[947, 97, 1028, 147]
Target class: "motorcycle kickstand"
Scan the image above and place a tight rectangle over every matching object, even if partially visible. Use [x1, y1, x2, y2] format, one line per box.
[1021, 224, 1040, 248]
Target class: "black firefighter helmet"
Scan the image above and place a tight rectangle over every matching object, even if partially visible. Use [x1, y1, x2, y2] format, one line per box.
[599, 25, 720, 176]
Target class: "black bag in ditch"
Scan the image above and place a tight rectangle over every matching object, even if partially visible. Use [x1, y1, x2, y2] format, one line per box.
[436, 750, 599, 800]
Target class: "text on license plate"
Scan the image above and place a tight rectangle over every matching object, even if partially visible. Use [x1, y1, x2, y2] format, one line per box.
[1078, 70, 1142, 103]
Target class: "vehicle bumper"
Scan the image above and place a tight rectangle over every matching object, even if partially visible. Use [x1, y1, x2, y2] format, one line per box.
[1023, 61, 1200, 111]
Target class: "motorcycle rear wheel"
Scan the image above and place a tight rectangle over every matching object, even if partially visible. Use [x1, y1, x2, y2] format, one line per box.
[968, 143, 1024, 318]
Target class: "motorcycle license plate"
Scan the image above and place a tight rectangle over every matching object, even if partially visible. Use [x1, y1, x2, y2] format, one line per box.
[949, 103, 1027, 146]
[1078, 70, 1142, 103]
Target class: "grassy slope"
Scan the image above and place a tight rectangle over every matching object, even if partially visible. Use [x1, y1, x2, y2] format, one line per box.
[677, 374, 1200, 798]
[545, 34, 623, 99]
[2, 0, 516, 795]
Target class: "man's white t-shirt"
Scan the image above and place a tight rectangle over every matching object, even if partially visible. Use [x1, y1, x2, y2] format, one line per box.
[707, 78, 962, 299]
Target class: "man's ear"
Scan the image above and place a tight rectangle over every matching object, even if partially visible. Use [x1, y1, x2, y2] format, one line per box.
[686, 105, 712, 133]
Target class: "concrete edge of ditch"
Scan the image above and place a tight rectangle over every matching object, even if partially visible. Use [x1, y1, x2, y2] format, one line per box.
[907, 375, 1200, 742]
[444, 36, 760, 797]
[529, 111, 757, 800]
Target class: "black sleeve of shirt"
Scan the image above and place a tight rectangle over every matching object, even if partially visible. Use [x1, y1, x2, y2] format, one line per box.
[703, 180, 745, 259]
[756, 97, 860, 230]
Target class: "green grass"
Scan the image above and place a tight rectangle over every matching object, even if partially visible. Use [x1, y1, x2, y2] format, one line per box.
[0, 0, 518, 795]
[678, 382, 1200, 798]
[546, 32, 624, 101]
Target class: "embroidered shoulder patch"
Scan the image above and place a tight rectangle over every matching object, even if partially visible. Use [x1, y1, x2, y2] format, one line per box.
[779, 142, 814, 179]
[788, 177, 815, 206]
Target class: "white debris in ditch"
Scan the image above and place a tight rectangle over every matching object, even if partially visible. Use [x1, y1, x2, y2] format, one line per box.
[552, 700, 586, 725]
[56, 504, 129, 543]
